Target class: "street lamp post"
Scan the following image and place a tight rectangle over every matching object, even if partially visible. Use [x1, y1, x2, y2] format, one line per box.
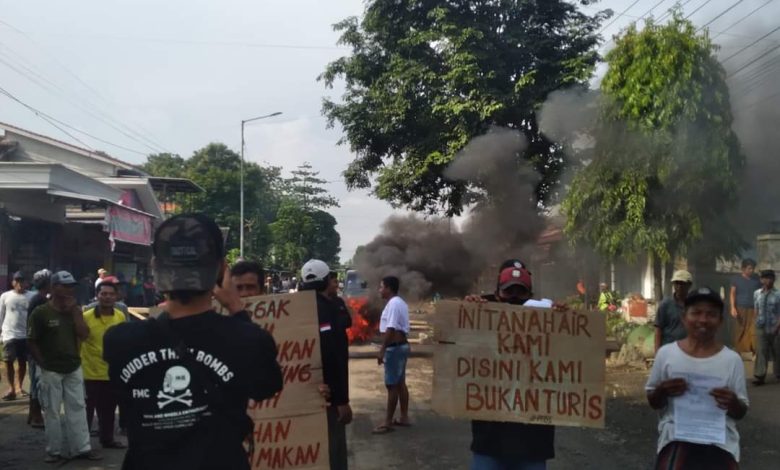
[240, 111, 282, 258]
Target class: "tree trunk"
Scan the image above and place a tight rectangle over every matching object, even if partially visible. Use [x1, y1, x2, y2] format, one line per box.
[653, 255, 664, 301]
[664, 259, 675, 299]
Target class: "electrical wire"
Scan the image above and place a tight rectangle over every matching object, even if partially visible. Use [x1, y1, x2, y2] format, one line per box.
[0, 19, 171, 153]
[738, 89, 780, 111]
[657, 0, 696, 23]
[598, 0, 642, 34]
[712, 0, 774, 39]
[685, 0, 716, 20]
[0, 85, 149, 155]
[0, 86, 94, 150]
[697, 0, 744, 31]
[728, 42, 780, 77]
[638, 0, 673, 20]
[720, 26, 780, 63]
[0, 49, 165, 154]
[732, 53, 780, 92]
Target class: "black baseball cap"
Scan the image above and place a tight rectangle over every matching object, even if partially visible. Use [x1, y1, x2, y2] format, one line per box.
[12, 271, 24, 280]
[684, 287, 724, 311]
[153, 213, 224, 292]
[499, 259, 526, 272]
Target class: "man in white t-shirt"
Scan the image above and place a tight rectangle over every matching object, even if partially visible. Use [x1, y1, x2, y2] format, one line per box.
[94, 268, 107, 292]
[373, 276, 411, 434]
[0, 271, 33, 400]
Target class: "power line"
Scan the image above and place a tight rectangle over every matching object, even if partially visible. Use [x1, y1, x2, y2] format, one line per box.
[732, 53, 780, 91]
[738, 89, 780, 111]
[728, 42, 780, 77]
[0, 85, 94, 149]
[712, 0, 774, 40]
[12, 30, 350, 52]
[0, 85, 149, 155]
[658, 0, 696, 23]
[698, 0, 745, 31]
[0, 48, 164, 154]
[685, 0, 716, 20]
[598, 0, 642, 34]
[720, 25, 780, 63]
[0, 19, 171, 153]
[638, 0, 673, 20]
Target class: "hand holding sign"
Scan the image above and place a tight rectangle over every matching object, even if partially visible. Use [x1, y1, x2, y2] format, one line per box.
[213, 266, 243, 315]
[432, 300, 606, 428]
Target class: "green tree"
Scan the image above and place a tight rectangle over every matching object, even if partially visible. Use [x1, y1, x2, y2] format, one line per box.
[139, 153, 186, 177]
[269, 163, 341, 269]
[287, 162, 339, 211]
[269, 201, 314, 271]
[139, 153, 190, 213]
[307, 210, 341, 266]
[141, 144, 283, 263]
[562, 14, 744, 299]
[320, 0, 608, 215]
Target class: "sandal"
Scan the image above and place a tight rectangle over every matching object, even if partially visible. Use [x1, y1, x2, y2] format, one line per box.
[2, 392, 17, 401]
[74, 450, 103, 461]
[392, 419, 412, 427]
[371, 424, 395, 434]
[44, 454, 61, 463]
[102, 441, 126, 449]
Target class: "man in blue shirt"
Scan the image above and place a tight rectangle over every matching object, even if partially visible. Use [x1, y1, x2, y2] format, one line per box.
[753, 269, 780, 385]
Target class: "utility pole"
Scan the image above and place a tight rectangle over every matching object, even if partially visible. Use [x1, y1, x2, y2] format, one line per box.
[240, 111, 282, 258]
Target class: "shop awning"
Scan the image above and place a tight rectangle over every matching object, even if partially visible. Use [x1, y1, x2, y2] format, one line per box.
[46, 189, 103, 204]
[0, 162, 122, 223]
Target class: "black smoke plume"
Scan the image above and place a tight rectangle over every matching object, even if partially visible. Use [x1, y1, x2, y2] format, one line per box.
[356, 127, 544, 300]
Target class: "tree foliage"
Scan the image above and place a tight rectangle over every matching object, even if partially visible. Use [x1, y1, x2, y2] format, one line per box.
[562, 15, 744, 270]
[141, 148, 342, 270]
[287, 162, 339, 211]
[141, 144, 283, 263]
[268, 203, 341, 271]
[321, 0, 608, 215]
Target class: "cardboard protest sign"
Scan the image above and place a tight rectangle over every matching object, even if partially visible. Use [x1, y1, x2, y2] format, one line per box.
[216, 291, 329, 469]
[432, 300, 606, 428]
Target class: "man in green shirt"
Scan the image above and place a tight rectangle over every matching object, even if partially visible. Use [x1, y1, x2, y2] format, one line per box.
[28, 271, 101, 463]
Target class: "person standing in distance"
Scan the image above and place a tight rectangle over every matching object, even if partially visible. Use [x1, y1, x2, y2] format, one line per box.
[230, 260, 265, 298]
[103, 213, 282, 470]
[300, 259, 352, 470]
[27, 269, 52, 428]
[654, 270, 693, 352]
[373, 276, 411, 434]
[730, 258, 761, 354]
[81, 281, 126, 449]
[27, 271, 101, 463]
[752, 269, 780, 385]
[0, 271, 33, 401]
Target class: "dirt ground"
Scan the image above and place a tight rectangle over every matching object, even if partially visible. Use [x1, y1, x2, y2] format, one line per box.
[347, 356, 780, 470]
[1, 356, 779, 469]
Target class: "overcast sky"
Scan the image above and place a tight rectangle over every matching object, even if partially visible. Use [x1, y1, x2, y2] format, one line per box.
[1, 0, 778, 261]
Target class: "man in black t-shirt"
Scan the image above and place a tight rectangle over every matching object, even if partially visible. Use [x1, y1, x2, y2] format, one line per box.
[300, 259, 352, 470]
[103, 213, 282, 470]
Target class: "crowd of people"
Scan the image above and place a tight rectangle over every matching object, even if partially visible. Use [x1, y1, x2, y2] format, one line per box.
[0, 213, 771, 469]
